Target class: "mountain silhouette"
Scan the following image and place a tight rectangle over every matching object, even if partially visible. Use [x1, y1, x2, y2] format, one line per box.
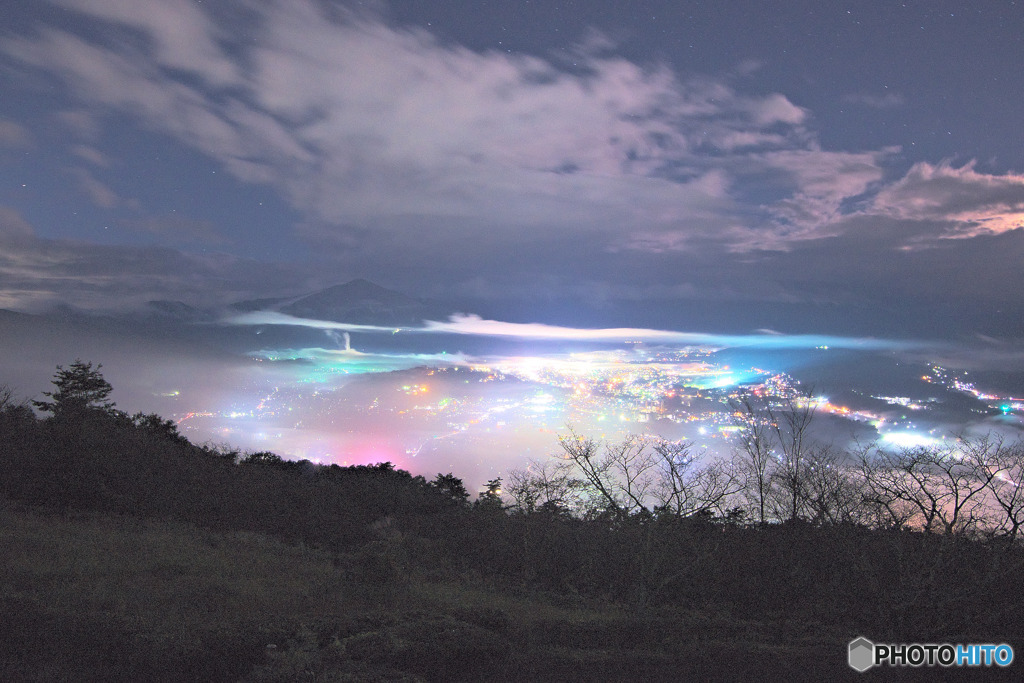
[234, 279, 452, 326]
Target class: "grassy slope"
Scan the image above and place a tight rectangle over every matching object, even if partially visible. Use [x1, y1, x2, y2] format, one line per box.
[0, 501, 348, 680]
[0, 500, 883, 682]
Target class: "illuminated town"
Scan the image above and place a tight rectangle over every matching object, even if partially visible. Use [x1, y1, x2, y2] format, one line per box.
[169, 340, 1024, 485]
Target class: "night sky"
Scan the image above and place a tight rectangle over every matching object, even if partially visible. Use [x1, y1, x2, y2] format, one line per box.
[2, 0, 1023, 338]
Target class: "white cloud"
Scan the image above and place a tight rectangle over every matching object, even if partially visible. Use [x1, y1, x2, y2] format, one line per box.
[70, 144, 109, 167]
[54, 110, 101, 139]
[753, 147, 892, 241]
[229, 309, 908, 350]
[870, 161, 1024, 239]
[53, 0, 239, 85]
[67, 167, 120, 208]
[2, 0, 864, 256]
[9, 0, 1023, 314]
[749, 93, 806, 126]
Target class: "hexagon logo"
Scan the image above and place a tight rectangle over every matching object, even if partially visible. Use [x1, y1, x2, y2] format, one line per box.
[849, 636, 875, 672]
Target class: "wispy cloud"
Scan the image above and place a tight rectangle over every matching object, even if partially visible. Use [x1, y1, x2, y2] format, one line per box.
[67, 167, 122, 209]
[230, 309, 913, 351]
[53, 110, 101, 139]
[52, 0, 240, 85]
[0, 118, 33, 148]
[0, 206, 36, 240]
[4, 1, 1024, 319]
[70, 144, 109, 167]
[1, 0, 875, 255]
[425, 314, 907, 349]
[870, 161, 1024, 241]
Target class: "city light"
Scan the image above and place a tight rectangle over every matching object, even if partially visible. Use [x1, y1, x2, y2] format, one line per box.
[164, 331, 1024, 477]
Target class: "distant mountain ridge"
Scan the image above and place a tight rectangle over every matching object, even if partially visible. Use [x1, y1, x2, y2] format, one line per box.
[7, 279, 456, 328]
[143, 300, 217, 323]
[232, 279, 453, 326]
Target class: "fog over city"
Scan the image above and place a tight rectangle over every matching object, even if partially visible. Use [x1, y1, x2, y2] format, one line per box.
[2, 294, 1021, 490]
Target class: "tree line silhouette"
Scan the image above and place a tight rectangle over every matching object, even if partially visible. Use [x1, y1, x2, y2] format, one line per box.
[505, 395, 1024, 542]
[2, 360, 1023, 667]
[1, 360, 478, 548]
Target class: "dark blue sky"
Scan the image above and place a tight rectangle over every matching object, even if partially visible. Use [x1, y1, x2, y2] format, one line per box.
[1, 0, 1023, 337]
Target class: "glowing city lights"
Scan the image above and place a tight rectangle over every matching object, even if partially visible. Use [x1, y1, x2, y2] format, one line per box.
[168, 325, 1023, 476]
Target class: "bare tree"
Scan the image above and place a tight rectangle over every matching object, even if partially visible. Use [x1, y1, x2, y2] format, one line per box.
[553, 429, 744, 520]
[558, 428, 657, 516]
[969, 435, 1024, 541]
[0, 384, 15, 411]
[733, 388, 818, 523]
[853, 441, 918, 530]
[801, 445, 868, 525]
[651, 439, 742, 518]
[767, 390, 817, 522]
[506, 457, 584, 514]
[859, 439, 1000, 536]
[0, 384, 34, 427]
[733, 395, 776, 524]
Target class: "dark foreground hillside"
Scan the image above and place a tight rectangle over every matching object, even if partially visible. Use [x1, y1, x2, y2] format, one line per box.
[1, 366, 1023, 680]
[0, 502, 858, 682]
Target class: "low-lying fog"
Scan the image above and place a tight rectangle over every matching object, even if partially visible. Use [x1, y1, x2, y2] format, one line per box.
[2, 309, 1022, 491]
